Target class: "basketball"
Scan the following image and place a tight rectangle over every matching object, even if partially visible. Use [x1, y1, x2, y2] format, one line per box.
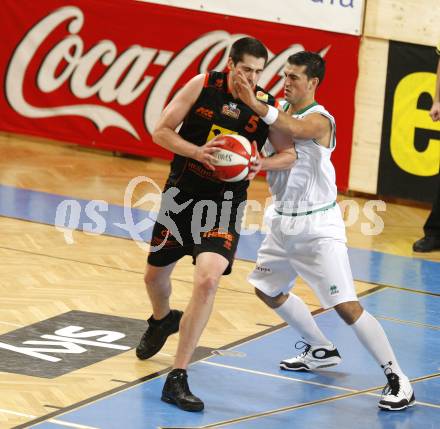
[211, 134, 256, 182]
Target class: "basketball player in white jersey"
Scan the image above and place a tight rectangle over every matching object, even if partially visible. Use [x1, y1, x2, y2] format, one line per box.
[234, 51, 414, 411]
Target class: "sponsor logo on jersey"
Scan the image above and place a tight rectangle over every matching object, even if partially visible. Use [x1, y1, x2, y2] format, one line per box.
[221, 102, 241, 119]
[206, 124, 238, 142]
[187, 160, 215, 179]
[256, 91, 269, 102]
[195, 106, 214, 120]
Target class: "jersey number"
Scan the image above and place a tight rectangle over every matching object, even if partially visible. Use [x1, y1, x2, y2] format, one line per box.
[245, 115, 259, 133]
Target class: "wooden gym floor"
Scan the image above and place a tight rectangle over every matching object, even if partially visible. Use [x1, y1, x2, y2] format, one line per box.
[0, 132, 438, 428]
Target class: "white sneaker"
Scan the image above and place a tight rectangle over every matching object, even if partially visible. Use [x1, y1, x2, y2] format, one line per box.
[280, 341, 342, 371]
[378, 371, 415, 411]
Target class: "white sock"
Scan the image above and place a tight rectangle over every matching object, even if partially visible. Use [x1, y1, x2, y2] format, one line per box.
[351, 310, 405, 377]
[275, 293, 332, 347]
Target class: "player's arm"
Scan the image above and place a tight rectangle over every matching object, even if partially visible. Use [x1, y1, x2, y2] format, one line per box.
[429, 53, 440, 122]
[152, 74, 223, 170]
[277, 112, 332, 147]
[233, 72, 332, 147]
[247, 130, 296, 180]
[261, 129, 297, 171]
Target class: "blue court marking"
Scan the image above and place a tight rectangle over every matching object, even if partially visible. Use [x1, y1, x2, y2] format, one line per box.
[359, 287, 440, 327]
[347, 247, 440, 295]
[412, 377, 440, 406]
[207, 289, 439, 390]
[0, 184, 157, 243]
[31, 364, 344, 429]
[1, 184, 439, 293]
[220, 394, 437, 429]
[28, 289, 440, 429]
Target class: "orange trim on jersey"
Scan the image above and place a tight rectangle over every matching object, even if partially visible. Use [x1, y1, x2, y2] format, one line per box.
[203, 73, 210, 88]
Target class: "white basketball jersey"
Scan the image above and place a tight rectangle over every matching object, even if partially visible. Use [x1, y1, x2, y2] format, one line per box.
[264, 101, 337, 213]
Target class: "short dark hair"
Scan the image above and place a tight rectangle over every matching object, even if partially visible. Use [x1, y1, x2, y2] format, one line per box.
[287, 51, 325, 85]
[229, 37, 268, 65]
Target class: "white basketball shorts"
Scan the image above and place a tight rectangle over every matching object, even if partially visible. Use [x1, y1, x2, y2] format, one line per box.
[248, 204, 358, 309]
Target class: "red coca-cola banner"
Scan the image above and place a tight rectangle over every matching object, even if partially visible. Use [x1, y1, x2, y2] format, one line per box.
[0, 0, 360, 190]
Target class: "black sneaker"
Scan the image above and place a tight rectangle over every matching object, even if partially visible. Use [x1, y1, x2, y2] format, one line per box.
[412, 236, 440, 252]
[136, 310, 183, 360]
[161, 369, 204, 412]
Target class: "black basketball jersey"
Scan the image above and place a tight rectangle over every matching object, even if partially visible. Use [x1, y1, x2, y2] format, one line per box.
[165, 71, 276, 199]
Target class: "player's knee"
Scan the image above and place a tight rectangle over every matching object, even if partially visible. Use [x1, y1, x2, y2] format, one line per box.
[334, 301, 363, 325]
[255, 288, 285, 308]
[144, 270, 154, 288]
[194, 274, 219, 297]
[144, 269, 168, 294]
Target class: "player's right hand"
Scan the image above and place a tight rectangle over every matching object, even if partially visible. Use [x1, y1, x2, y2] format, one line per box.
[247, 141, 262, 181]
[193, 139, 224, 171]
[430, 101, 440, 121]
[234, 71, 258, 111]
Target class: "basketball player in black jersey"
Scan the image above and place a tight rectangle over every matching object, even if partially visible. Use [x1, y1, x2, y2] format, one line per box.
[136, 37, 277, 411]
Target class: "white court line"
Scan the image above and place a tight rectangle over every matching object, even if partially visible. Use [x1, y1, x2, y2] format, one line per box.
[201, 361, 360, 393]
[0, 321, 24, 327]
[0, 408, 36, 418]
[0, 408, 100, 428]
[374, 315, 440, 330]
[48, 419, 100, 429]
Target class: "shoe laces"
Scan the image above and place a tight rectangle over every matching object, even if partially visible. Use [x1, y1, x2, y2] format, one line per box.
[382, 366, 400, 396]
[171, 371, 192, 396]
[294, 340, 311, 358]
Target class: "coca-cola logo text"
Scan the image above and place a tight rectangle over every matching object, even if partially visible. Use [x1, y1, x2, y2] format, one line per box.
[5, 6, 323, 140]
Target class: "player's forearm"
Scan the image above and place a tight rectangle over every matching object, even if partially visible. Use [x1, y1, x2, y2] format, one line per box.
[261, 151, 296, 171]
[255, 102, 305, 138]
[152, 128, 198, 159]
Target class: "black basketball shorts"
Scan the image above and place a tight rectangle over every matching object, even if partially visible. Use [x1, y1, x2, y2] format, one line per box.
[147, 187, 245, 275]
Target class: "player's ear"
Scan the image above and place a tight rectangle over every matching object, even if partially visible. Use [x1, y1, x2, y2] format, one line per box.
[226, 57, 234, 72]
[310, 77, 319, 90]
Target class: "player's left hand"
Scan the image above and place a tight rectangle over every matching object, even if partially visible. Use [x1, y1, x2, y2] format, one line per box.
[247, 141, 263, 181]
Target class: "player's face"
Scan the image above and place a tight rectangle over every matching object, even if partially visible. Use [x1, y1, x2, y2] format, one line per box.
[283, 63, 316, 104]
[229, 54, 265, 89]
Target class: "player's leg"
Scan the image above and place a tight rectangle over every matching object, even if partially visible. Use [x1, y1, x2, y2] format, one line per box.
[334, 300, 415, 410]
[255, 288, 340, 371]
[145, 262, 177, 320]
[175, 252, 228, 369]
[136, 262, 182, 360]
[161, 251, 228, 411]
[334, 300, 401, 373]
[136, 210, 190, 360]
[300, 231, 414, 410]
[249, 214, 338, 370]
